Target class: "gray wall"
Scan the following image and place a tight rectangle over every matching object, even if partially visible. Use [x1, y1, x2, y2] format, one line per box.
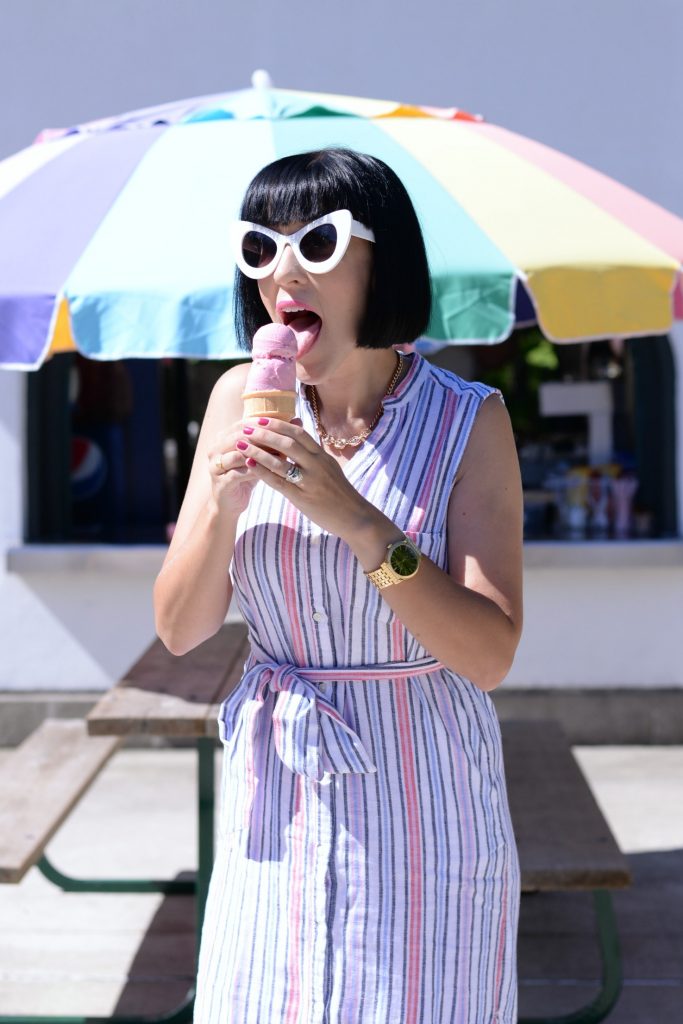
[1, 0, 682, 215]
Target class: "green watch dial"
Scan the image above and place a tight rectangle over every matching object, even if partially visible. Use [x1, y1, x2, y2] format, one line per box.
[389, 541, 420, 577]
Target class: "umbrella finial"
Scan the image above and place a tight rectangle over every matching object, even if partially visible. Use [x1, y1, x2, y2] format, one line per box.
[251, 69, 273, 89]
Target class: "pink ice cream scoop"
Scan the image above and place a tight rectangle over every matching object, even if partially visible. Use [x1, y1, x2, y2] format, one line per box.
[242, 323, 298, 422]
[245, 323, 297, 392]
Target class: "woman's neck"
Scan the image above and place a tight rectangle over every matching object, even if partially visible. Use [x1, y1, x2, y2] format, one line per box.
[309, 349, 402, 431]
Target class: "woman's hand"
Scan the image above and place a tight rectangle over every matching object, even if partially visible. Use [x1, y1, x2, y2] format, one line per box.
[236, 417, 373, 541]
[154, 362, 253, 656]
[208, 423, 260, 517]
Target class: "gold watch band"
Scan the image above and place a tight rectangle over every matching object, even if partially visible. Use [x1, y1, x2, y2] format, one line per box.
[365, 535, 421, 590]
[366, 563, 402, 589]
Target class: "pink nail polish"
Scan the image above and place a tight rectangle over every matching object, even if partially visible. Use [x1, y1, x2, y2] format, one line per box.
[246, 457, 257, 467]
[258, 418, 270, 426]
[236, 440, 248, 450]
[243, 426, 254, 435]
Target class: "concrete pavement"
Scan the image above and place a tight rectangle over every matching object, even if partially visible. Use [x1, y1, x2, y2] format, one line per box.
[0, 745, 681, 1020]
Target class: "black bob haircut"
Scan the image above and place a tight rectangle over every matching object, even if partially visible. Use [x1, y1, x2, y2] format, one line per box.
[233, 148, 432, 351]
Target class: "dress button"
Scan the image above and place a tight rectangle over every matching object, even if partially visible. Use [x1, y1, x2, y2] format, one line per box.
[312, 611, 326, 623]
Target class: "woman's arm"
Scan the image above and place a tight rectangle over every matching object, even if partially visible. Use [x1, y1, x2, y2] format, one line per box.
[153, 362, 253, 656]
[237, 392, 523, 690]
[351, 393, 523, 689]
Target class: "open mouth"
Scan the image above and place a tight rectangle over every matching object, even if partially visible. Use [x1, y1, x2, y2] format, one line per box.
[281, 308, 322, 332]
[279, 307, 323, 357]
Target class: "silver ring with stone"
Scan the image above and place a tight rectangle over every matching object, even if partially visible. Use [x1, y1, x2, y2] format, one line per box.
[285, 463, 303, 485]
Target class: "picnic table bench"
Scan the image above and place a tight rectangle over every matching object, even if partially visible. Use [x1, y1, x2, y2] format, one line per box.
[0, 720, 121, 884]
[0, 622, 631, 1024]
[502, 719, 632, 1023]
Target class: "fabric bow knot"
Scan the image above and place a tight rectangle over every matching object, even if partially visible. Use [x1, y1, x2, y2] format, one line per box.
[218, 660, 378, 784]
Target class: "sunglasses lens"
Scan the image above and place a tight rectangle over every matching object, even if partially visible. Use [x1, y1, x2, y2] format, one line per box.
[299, 224, 338, 263]
[242, 230, 277, 269]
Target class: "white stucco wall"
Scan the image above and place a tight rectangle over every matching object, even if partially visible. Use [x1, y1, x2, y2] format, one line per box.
[509, 562, 683, 688]
[3, 541, 683, 691]
[0, 567, 156, 690]
[1, 0, 682, 691]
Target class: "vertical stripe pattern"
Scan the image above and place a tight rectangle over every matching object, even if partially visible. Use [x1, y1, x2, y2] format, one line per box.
[194, 354, 520, 1023]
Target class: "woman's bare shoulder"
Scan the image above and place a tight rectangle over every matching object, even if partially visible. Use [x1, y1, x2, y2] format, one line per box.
[211, 360, 251, 399]
[455, 389, 514, 483]
[203, 361, 251, 420]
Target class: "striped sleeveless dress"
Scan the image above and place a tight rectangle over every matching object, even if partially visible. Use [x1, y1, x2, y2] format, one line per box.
[194, 353, 520, 1024]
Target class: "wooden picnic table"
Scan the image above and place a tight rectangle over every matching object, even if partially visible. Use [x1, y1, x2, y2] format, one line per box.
[85, 621, 251, 1016]
[87, 620, 250, 740]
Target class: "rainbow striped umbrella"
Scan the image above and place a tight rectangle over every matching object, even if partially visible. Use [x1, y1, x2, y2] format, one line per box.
[1, 84, 682, 369]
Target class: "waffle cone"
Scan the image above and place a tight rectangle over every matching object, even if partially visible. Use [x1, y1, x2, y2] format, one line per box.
[242, 390, 297, 421]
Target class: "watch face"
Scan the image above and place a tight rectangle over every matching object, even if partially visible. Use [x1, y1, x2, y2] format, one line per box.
[389, 540, 420, 577]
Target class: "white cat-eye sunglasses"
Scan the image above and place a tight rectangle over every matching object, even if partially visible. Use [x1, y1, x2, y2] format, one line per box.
[230, 209, 375, 279]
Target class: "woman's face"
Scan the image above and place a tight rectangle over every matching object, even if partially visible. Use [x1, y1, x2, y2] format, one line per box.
[256, 218, 374, 383]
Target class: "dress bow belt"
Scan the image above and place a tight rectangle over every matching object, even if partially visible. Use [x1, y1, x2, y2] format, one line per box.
[218, 655, 444, 785]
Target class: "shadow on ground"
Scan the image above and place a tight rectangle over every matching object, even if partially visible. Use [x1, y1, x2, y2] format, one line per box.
[107, 852, 682, 1022]
[111, 872, 196, 1018]
[518, 848, 683, 1022]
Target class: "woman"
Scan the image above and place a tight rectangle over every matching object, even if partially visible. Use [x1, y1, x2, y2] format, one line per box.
[154, 148, 523, 1024]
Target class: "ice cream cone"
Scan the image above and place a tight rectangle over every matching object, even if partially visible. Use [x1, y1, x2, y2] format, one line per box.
[242, 390, 297, 422]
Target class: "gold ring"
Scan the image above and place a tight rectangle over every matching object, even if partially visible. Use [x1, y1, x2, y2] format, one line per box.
[215, 454, 224, 471]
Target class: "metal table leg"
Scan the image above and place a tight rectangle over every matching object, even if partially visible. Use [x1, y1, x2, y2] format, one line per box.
[0, 739, 217, 1024]
[519, 890, 623, 1024]
[37, 856, 195, 895]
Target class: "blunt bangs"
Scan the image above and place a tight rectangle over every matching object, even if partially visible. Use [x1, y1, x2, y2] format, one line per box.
[239, 150, 374, 231]
[234, 148, 431, 351]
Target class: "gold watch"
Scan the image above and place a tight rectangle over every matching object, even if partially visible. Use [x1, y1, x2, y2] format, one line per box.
[365, 535, 422, 589]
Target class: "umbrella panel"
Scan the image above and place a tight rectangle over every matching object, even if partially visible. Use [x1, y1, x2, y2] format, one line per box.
[1, 85, 682, 368]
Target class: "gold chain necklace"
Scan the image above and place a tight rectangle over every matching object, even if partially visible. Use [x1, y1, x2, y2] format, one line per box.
[308, 354, 403, 450]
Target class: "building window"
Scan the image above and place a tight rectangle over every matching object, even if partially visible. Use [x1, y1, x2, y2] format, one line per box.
[25, 335, 676, 545]
[431, 330, 677, 541]
[26, 354, 245, 544]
